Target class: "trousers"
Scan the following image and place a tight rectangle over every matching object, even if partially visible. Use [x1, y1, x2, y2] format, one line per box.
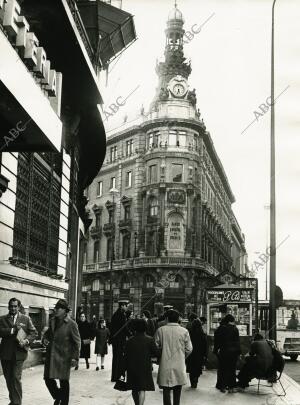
[45, 378, 70, 405]
[162, 385, 182, 405]
[1, 359, 24, 405]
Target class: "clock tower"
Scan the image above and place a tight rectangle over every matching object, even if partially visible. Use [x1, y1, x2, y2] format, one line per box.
[151, 2, 200, 120]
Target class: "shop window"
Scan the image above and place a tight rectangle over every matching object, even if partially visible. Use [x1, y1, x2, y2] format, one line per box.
[172, 164, 183, 182]
[144, 274, 154, 288]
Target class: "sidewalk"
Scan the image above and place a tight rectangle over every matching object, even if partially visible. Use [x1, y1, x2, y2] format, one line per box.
[0, 347, 299, 405]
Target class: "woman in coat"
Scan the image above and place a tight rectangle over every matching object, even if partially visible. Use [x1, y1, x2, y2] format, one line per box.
[124, 319, 159, 405]
[186, 318, 208, 388]
[76, 313, 94, 369]
[94, 319, 110, 370]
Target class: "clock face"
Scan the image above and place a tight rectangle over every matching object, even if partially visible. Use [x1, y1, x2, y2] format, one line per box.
[173, 83, 185, 96]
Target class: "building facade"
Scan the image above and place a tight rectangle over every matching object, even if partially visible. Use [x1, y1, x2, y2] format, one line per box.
[0, 0, 136, 338]
[82, 4, 249, 320]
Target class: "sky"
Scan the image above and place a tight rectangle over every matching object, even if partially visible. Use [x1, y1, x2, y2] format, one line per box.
[98, 0, 300, 300]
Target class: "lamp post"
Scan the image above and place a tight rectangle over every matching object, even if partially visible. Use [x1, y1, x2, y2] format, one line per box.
[109, 187, 119, 320]
[269, 0, 277, 342]
[134, 232, 138, 257]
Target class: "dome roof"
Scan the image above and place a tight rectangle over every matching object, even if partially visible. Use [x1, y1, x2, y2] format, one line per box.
[168, 6, 184, 22]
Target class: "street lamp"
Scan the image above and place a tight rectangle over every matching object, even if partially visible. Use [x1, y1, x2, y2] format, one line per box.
[269, 0, 277, 342]
[109, 186, 119, 320]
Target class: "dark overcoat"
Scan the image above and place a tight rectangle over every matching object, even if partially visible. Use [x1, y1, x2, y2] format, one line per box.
[43, 316, 81, 380]
[186, 324, 208, 375]
[124, 334, 159, 391]
[110, 308, 131, 381]
[95, 327, 110, 355]
[0, 313, 37, 361]
[77, 320, 93, 358]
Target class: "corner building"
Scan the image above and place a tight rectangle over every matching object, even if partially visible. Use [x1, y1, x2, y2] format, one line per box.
[83, 5, 248, 320]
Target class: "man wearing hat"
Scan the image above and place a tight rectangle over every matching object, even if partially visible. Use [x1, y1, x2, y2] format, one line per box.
[43, 299, 81, 405]
[109, 300, 131, 382]
[157, 305, 174, 329]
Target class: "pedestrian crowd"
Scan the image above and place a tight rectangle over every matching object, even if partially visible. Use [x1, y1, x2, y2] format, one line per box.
[0, 297, 284, 405]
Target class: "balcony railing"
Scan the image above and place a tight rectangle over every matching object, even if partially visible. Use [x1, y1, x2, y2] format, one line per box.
[119, 219, 132, 230]
[103, 223, 115, 235]
[90, 226, 102, 239]
[83, 256, 219, 277]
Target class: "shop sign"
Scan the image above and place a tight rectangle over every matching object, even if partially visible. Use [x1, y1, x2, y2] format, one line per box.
[206, 289, 253, 302]
[0, 0, 62, 113]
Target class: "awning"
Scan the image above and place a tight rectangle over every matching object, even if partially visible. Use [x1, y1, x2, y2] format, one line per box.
[78, 0, 137, 66]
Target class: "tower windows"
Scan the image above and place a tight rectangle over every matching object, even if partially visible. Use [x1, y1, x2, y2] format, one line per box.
[126, 139, 133, 156]
[110, 146, 117, 162]
[125, 171, 132, 188]
[149, 165, 157, 183]
[149, 197, 159, 217]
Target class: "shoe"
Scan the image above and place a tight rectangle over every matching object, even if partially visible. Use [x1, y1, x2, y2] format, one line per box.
[75, 366, 78, 370]
[236, 386, 245, 392]
[86, 362, 90, 369]
[191, 384, 197, 389]
[101, 365, 104, 370]
[228, 388, 237, 393]
[96, 367, 99, 371]
[220, 388, 226, 393]
[54, 400, 61, 405]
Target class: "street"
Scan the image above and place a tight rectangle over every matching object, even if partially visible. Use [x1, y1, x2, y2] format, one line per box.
[1, 347, 300, 405]
[283, 356, 300, 384]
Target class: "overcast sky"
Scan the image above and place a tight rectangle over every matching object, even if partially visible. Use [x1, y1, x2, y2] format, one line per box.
[99, 0, 300, 300]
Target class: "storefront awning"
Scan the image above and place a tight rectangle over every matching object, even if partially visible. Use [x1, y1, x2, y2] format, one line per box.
[78, 0, 137, 66]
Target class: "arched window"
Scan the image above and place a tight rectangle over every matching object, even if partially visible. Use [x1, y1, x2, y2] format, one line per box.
[149, 197, 158, 217]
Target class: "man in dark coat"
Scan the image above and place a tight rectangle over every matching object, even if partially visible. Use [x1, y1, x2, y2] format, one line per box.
[110, 300, 131, 382]
[237, 334, 274, 389]
[186, 318, 208, 388]
[43, 299, 81, 405]
[214, 314, 241, 393]
[0, 297, 37, 405]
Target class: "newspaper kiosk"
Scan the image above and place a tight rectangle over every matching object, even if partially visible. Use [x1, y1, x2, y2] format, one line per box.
[206, 283, 255, 368]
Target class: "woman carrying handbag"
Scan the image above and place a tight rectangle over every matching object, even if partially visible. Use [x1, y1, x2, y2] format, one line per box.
[76, 313, 94, 369]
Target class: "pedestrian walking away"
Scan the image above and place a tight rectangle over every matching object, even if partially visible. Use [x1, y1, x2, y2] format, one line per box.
[213, 314, 241, 393]
[43, 298, 81, 405]
[186, 318, 208, 388]
[94, 318, 110, 370]
[0, 297, 37, 405]
[141, 310, 156, 337]
[124, 318, 160, 405]
[77, 312, 94, 369]
[155, 309, 192, 405]
[110, 300, 131, 382]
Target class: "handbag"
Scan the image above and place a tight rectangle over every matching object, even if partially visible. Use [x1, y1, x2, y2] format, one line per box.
[113, 377, 128, 391]
[83, 339, 91, 345]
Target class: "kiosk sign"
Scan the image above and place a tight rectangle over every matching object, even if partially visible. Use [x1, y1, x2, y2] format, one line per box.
[206, 289, 253, 303]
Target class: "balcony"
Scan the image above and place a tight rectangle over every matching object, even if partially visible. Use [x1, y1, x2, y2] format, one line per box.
[90, 226, 102, 239]
[119, 218, 132, 231]
[103, 223, 115, 236]
[147, 216, 159, 224]
[83, 256, 219, 277]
